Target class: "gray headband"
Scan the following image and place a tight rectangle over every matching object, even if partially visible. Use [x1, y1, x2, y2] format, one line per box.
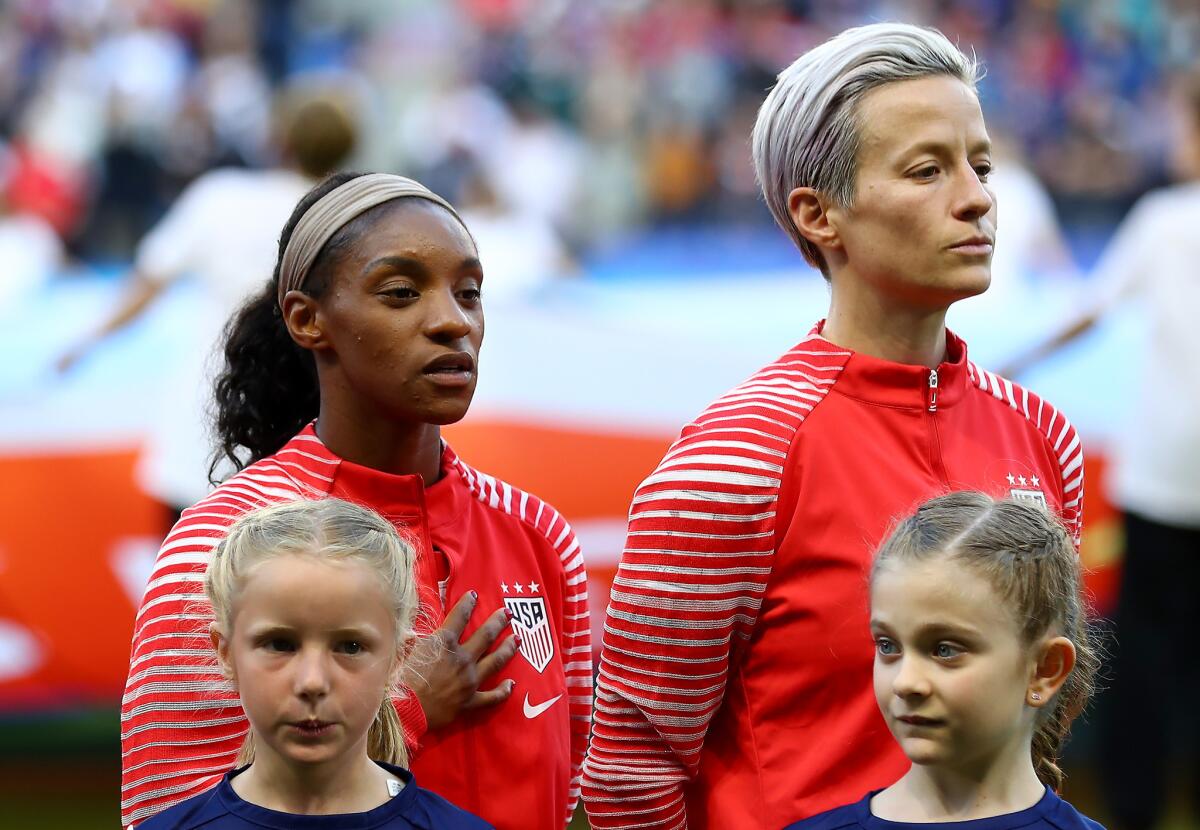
[276, 173, 467, 308]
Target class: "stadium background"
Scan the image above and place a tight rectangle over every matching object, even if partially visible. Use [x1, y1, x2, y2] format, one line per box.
[0, 0, 1195, 828]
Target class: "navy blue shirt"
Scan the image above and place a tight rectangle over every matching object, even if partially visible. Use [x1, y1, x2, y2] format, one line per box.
[137, 763, 493, 830]
[784, 788, 1104, 830]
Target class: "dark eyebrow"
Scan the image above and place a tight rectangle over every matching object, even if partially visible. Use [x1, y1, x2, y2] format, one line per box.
[362, 255, 430, 278]
[362, 255, 484, 278]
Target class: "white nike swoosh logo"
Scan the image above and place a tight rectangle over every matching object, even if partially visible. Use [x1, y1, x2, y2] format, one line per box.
[523, 693, 563, 719]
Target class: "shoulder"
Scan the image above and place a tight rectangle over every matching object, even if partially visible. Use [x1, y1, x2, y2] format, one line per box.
[965, 361, 1083, 475]
[681, 333, 852, 442]
[625, 335, 851, 515]
[448, 453, 579, 559]
[403, 781, 495, 829]
[164, 442, 331, 548]
[965, 362, 1084, 538]
[1132, 183, 1200, 219]
[783, 796, 867, 830]
[134, 782, 227, 829]
[1044, 791, 1107, 830]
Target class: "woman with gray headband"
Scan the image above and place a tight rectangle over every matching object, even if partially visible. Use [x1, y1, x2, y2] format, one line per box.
[120, 172, 592, 830]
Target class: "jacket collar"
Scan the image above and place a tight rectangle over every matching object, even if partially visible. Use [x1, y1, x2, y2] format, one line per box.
[282, 423, 469, 529]
[808, 320, 970, 410]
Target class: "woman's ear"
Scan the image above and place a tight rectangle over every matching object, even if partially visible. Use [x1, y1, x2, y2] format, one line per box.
[281, 290, 327, 351]
[787, 186, 843, 253]
[1027, 635, 1076, 708]
[210, 622, 236, 684]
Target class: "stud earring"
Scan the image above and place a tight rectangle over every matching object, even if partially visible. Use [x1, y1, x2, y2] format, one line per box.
[1030, 692, 1042, 702]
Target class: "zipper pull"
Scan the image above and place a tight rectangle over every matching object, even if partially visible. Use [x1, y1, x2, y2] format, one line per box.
[927, 369, 939, 413]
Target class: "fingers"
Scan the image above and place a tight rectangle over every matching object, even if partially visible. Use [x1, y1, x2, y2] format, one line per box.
[476, 632, 520, 680]
[462, 606, 512, 661]
[437, 590, 478, 640]
[463, 678, 517, 711]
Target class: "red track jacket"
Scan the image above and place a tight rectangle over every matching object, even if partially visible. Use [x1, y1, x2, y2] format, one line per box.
[582, 325, 1084, 829]
[121, 425, 591, 829]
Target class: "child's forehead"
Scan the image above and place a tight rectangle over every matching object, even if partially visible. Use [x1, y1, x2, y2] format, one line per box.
[235, 554, 391, 621]
[871, 556, 1012, 626]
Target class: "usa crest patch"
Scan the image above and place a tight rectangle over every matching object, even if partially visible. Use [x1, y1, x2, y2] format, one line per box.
[1005, 471, 1047, 508]
[505, 593, 555, 673]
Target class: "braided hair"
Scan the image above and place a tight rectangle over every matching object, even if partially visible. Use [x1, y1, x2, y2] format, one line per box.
[871, 491, 1099, 790]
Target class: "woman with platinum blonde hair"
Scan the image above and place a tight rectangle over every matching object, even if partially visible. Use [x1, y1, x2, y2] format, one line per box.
[583, 22, 1084, 830]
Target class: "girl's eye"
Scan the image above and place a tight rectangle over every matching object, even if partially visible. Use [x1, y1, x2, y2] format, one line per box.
[264, 638, 295, 653]
[338, 641, 364, 656]
[934, 642, 963, 660]
[875, 638, 899, 656]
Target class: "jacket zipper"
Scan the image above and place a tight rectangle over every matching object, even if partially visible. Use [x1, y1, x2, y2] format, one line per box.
[927, 369, 949, 484]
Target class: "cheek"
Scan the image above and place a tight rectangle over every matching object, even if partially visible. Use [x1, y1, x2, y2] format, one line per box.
[872, 659, 892, 706]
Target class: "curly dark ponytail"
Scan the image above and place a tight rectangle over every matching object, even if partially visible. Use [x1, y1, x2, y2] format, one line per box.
[209, 172, 367, 480]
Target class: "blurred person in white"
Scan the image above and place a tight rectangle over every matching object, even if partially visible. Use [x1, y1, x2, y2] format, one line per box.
[1006, 68, 1200, 830]
[57, 90, 357, 529]
[979, 132, 1078, 295]
[456, 164, 575, 302]
[0, 143, 64, 312]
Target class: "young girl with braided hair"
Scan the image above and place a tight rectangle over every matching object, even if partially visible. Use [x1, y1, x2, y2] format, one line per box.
[139, 498, 491, 829]
[787, 492, 1102, 829]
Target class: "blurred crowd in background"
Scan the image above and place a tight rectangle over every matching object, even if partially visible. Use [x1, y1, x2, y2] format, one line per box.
[1, 0, 1198, 279]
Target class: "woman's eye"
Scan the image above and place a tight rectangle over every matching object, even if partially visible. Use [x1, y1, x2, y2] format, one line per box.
[382, 286, 419, 300]
[458, 286, 482, 302]
[975, 164, 992, 180]
[338, 641, 364, 655]
[875, 638, 899, 656]
[912, 165, 939, 180]
[263, 638, 295, 653]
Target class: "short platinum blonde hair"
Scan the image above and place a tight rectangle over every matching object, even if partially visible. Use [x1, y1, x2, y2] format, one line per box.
[752, 22, 980, 274]
[206, 498, 418, 766]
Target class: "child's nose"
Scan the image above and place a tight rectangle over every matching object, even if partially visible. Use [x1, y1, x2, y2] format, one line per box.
[294, 649, 332, 699]
[891, 657, 931, 698]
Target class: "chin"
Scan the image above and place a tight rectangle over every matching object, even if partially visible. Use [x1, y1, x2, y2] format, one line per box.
[425, 403, 474, 426]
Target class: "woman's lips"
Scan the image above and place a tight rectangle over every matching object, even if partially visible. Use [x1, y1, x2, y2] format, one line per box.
[422, 367, 475, 388]
[422, 353, 476, 387]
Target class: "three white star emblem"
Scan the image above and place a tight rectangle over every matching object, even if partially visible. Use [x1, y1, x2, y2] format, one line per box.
[500, 581, 541, 595]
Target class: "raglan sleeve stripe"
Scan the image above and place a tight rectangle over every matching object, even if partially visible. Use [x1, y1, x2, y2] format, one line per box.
[581, 429, 780, 829]
[120, 507, 248, 827]
[539, 506, 593, 827]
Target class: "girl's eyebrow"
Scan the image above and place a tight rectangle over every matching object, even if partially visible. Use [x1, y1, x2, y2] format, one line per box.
[912, 620, 984, 639]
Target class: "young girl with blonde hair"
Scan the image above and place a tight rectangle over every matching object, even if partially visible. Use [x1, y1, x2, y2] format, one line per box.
[787, 492, 1103, 829]
[139, 498, 491, 829]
